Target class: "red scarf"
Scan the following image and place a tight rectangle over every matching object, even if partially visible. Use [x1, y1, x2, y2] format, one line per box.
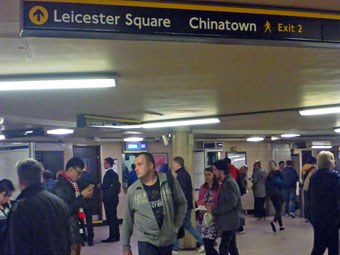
[61, 173, 86, 221]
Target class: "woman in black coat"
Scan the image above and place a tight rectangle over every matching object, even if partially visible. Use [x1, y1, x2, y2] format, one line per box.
[266, 160, 285, 232]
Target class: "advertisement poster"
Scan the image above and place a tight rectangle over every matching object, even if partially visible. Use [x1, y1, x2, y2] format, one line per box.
[152, 153, 168, 172]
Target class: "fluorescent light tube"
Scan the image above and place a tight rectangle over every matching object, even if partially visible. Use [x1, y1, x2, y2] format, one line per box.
[0, 135, 5, 140]
[281, 134, 300, 138]
[247, 137, 264, 142]
[334, 128, 340, 133]
[93, 125, 142, 129]
[271, 136, 280, 141]
[47, 129, 74, 135]
[142, 118, 220, 129]
[299, 106, 340, 116]
[311, 145, 332, 149]
[0, 78, 116, 91]
[124, 137, 144, 142]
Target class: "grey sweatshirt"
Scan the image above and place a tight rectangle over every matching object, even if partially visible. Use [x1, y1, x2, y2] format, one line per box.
[122, 172, 187, 251]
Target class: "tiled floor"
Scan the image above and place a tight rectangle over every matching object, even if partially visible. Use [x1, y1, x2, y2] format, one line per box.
[82, 216, 315, 255]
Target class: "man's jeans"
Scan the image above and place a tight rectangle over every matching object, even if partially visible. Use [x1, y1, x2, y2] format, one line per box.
[138, 242, 173, 255]
[173, 209, 203, 251]
[284, 188, 296, 214]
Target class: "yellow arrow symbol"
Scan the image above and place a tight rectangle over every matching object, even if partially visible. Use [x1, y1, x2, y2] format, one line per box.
[29, 6, 48, 25]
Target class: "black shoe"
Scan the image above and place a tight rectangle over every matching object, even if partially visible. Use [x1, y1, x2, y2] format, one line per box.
[279, 226, 285, 231]
[270, 221, 276, 233]
[102, 238, 119, 243]
[88, 240, 93, 246]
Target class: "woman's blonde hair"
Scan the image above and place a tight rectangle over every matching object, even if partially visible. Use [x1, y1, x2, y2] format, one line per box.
[317, 151, 335, 169]
[268, 160, 277, 171]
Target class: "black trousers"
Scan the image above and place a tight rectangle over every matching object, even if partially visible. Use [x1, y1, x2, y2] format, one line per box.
[254, 197, 266, 218]
[84, 207, 94, 241]
[219, 231, 239, 255]
[138, 242, 173, 255]
[311, 224, 339, 255]
[270, 193, 283, 226]
[203, 239, 218, 255]
[104, 202, 120, 239]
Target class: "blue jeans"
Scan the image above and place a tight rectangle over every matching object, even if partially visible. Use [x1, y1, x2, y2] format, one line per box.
[173, 209, 203, 251]
[138, 242, 173, 255]
[284, 188, 296, 214]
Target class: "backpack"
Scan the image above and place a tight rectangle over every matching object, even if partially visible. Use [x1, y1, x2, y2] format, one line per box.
[167, 173, 185, 239]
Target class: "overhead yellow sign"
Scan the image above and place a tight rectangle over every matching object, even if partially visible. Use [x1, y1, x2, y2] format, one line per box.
[29, 6, 48, 25]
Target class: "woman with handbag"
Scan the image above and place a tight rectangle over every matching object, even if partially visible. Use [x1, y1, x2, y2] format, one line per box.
[266, 160, 285, 232]
[197, 167, 221, 255]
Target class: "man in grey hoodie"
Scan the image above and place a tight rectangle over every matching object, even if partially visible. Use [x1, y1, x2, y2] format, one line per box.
[122, 152, 187, 255]
[212, 160, 243, 255]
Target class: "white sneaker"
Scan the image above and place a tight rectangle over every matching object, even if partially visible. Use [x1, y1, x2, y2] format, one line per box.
[172, 251, 179, 254]
[198, 244, 205, 253]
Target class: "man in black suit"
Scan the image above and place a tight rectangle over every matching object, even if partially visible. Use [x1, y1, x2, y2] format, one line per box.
[78, 166, 96, 246]
[101, 157, 121, 243]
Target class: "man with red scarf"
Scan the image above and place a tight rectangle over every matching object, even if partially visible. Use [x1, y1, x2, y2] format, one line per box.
[54, 157, 94, 255]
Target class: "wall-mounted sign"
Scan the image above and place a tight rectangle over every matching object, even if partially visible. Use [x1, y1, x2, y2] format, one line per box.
[77, 114, 141, 128]
[21, 0, 340, 45]
[126, 143, 147, 151]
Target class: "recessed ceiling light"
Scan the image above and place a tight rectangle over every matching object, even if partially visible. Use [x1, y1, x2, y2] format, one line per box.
[311, 145, 332, 149]
[281, 134, 300, 138]
[0, 74, 116, 91]
[299, 106, 340, 116]
[124, 137, 144, 142]
[247, 137, 264, 142]
[47, 129, 74, 135]
[142, 118, 220, 129]
[271, 136, 280, 141]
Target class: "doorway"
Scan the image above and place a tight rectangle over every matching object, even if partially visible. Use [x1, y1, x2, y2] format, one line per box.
[73, 146, 102, 220]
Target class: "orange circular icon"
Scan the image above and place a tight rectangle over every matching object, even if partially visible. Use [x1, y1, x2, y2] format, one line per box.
[29, 6, 48, 25]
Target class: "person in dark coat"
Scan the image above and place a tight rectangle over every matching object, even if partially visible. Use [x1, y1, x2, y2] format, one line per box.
[172, 156, 204, 253]
[77, 166, 97, 246]
[3, 159, 71, 255]
[309, 151, 340, 255]
[54, 157, 94, 255]
[128, 164, 138, 187]
[101, 157, 121, 242]
[282, 160, 299, 218]
[266, 160, 285, 232]
[212, 160, 243, 255]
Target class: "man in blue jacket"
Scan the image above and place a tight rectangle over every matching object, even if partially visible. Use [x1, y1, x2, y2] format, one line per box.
[282, 160, 299, 218]
[309, 151, 340, 255]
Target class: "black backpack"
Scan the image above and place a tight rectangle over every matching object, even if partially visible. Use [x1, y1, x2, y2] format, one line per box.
[167, 173, 185, 239]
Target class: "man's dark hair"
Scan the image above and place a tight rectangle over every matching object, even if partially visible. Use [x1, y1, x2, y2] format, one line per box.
[137, 152, 155, 169]
[173, 156, 184, 167]
[43, 170, 53, 180]
[286, 160, 293, 166]
[0, 179, 15, 195]
[131, 164, 136, 169]
[104, 157, 114, 167]
[213, 160, 230, 175]
[17, 159, 43, 186]
[279, 161, 284, 165]
[308, 157, 317, 164]
[66, 157, 85, 171]
[225, 157, 231, 164]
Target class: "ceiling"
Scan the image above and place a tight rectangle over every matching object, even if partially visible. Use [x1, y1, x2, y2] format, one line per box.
[1, 0, 340, 144]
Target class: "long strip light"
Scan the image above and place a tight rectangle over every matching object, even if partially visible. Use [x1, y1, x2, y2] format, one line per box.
[0, 74, 116, 91]
[281, 134, 300, 138]
[47, 129, 74, 135]
[311, 145, 332, 149]
[141, 118, 220, 129]
[247, 137, 264, 142]
[124, 137, 144, 142]
[0, 135, 5, 140]
[334, 128, 340, 133]
[299, 106, 340, 116]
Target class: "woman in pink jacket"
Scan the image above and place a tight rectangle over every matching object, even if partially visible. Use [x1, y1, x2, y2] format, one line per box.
[197, 167, 221, 255]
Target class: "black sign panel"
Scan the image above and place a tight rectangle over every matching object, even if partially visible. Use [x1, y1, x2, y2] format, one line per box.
[77, 114, 141, 128]
[323, 19, 340, 42]
[22, 1, 323, 42]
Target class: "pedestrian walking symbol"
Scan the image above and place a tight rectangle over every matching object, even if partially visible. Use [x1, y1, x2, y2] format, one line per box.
[264, 21, 271, 33]
[29, 6, 48, 25]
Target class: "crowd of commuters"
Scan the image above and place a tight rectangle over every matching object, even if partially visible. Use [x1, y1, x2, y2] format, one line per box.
[0, 150, 338, 255]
